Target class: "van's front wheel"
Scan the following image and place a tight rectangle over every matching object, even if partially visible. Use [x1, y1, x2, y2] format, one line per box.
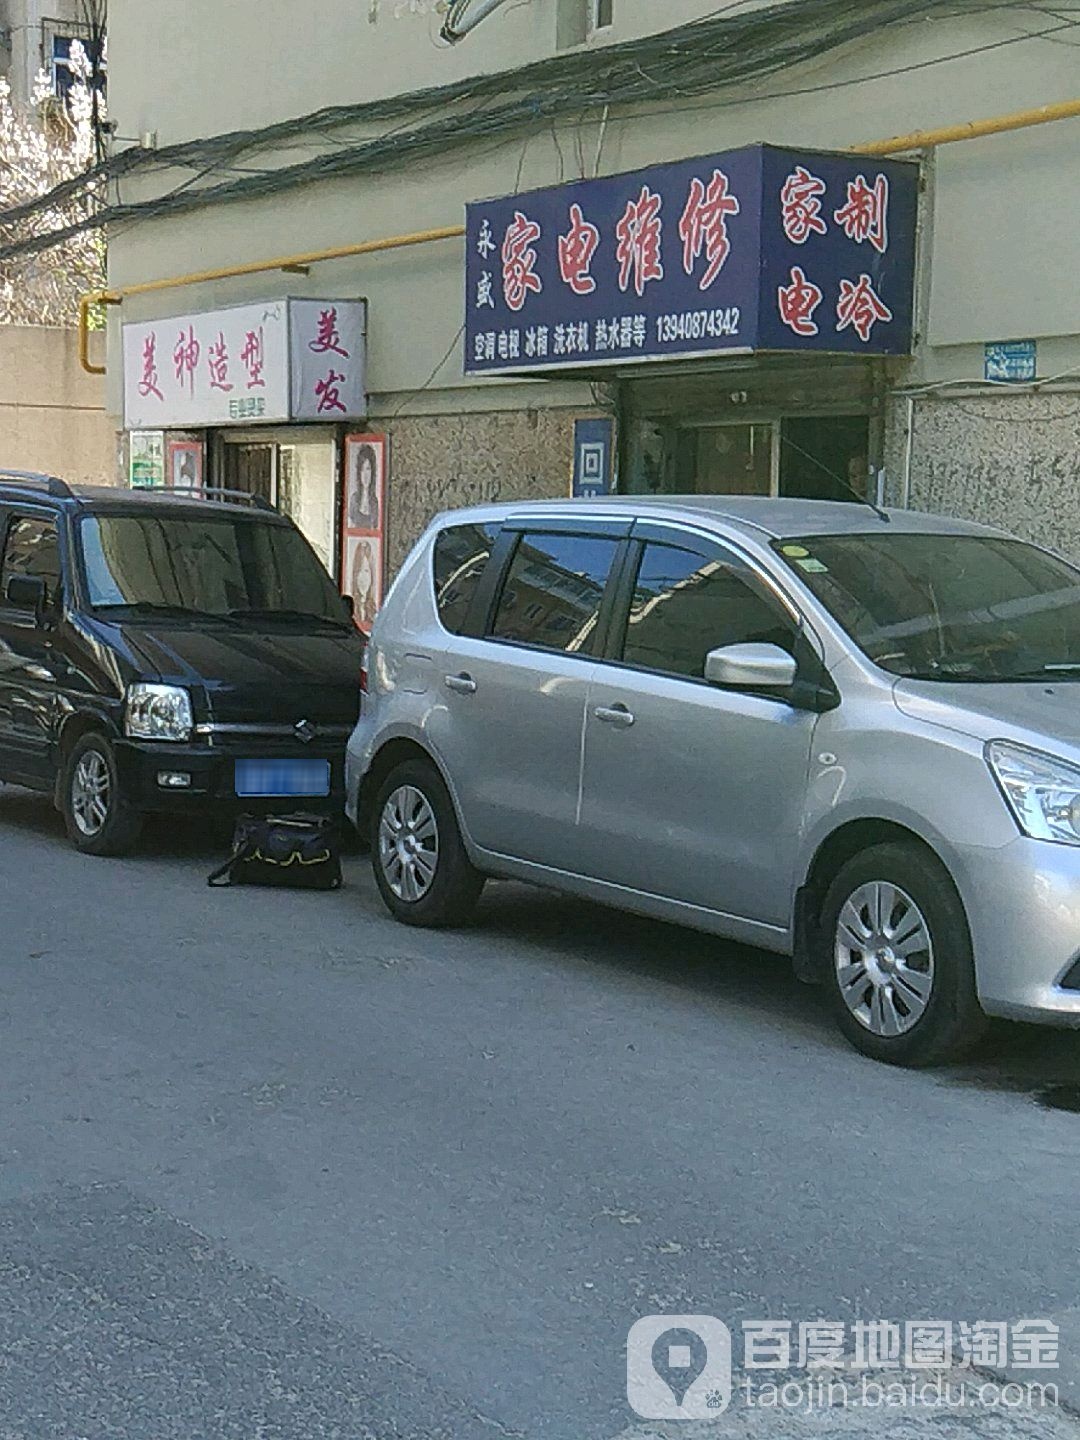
[62, 733, 143, 857]
[821, 842, 988, 1066]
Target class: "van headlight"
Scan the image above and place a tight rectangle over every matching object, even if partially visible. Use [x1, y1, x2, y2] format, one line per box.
[987, 740, 1080, 845]
[125, 683, 193, 742]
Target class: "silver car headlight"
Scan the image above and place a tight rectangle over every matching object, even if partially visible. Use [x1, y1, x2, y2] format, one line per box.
[124, 683, 194, 742]
[987, 740, 1080, 846]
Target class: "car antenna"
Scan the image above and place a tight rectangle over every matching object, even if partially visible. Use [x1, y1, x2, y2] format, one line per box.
[779, 435, 891, 523]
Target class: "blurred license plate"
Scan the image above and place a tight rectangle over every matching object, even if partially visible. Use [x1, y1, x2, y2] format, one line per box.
[235, 759, 331, 798]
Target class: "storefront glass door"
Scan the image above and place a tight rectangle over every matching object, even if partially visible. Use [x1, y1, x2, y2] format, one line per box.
[217, 431, 338, 576]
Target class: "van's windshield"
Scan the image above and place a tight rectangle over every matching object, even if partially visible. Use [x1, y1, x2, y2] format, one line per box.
[773, 532, 1080, 683]
[79, 512, 352, 628]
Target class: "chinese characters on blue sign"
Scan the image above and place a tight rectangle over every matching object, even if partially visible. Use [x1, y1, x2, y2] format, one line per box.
[465, 145, 918, 375]
[985, 341, 1037, 382]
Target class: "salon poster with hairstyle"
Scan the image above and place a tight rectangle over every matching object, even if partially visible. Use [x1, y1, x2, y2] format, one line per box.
[341, 433, 388, 633]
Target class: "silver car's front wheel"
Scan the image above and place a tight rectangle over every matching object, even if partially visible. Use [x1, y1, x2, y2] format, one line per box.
[834, 881, 935, 1038]
[821, 842, 987, 1066]
[378, 784, 440, 902]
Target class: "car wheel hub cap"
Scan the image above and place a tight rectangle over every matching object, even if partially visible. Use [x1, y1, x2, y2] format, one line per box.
[835, 881, 934, 1038]
[378, 785, 439, 903]
[72, 750, 110, 837]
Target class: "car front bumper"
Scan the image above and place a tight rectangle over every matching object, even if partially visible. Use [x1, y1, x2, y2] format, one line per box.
[116, 737, 348, 816]
[953, 835, 1080, 1023]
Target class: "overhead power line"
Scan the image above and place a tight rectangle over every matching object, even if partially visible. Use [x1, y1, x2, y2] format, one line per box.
[0, 0, 1075, 264]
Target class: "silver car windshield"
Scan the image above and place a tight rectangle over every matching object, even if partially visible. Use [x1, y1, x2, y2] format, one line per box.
[773, 533, 1080, 683]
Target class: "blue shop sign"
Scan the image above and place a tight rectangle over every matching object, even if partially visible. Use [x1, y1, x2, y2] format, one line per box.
[465, 144, 918, 375]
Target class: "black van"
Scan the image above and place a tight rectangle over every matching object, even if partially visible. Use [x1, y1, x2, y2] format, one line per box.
[0, 473, 365, 855]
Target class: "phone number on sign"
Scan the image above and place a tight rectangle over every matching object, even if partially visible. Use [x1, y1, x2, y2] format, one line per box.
[656, 307, 742, 344]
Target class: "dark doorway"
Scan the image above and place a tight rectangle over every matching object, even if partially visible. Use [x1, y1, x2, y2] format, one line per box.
[221, 443, 275, 506]
[779, 415, 870, 502]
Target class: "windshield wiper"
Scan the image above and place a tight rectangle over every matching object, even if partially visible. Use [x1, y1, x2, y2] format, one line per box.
[96, 601, 236, 623]
[1004, 663, 1080, 681]
[228, 606, 351, 629]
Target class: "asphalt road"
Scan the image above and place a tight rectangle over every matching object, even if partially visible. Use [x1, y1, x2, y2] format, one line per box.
[3, 785, 1080, 1438]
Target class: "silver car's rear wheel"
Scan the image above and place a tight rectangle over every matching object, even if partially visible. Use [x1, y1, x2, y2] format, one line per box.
[369, 759, 484, 927]
[835, 881, 935, 1038]
[378, 784, 440, 902]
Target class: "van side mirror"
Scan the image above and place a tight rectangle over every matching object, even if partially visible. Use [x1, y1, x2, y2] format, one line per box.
[705, 642, 797, 690]
[6, 574, 47, 624]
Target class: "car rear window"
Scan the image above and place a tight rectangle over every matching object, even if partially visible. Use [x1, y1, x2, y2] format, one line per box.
[433, 523, 498, 634]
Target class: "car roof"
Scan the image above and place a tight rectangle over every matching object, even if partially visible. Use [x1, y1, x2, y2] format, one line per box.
[435, 494, 1004, 541]
[0, 473, 285, 520]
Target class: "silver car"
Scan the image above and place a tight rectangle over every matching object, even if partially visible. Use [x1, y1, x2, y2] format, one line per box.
[346, 496, 1080, 1066]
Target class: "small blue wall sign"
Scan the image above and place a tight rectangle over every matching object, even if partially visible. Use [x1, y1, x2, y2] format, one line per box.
[572, 418, 614, 498]
[985, 341, 1037, 383]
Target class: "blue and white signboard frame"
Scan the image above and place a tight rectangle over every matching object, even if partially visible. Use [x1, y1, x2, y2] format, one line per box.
[465, 144, 918, 376]
[572, 417, 614, 498]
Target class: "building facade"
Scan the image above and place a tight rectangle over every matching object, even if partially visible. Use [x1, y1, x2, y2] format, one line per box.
[103, 0, 1080, 614]
[0, 0, 93, 102]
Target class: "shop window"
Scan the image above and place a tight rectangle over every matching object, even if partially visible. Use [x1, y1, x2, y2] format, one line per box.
[489, 531, 619, 654]
[621, 543, 795, 680]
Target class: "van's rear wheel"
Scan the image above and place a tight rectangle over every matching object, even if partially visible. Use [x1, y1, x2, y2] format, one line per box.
[62, 733, 143, 857]
[371, 759, 484, 927]
[821, 842, 988, 1066]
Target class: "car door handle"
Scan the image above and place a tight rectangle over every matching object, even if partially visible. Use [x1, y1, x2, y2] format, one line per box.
[594, 703, 635, 728]
[445, 673, 478, 696]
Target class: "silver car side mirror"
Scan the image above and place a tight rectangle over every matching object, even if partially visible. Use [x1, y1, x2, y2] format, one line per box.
[704, 642, 797, 690]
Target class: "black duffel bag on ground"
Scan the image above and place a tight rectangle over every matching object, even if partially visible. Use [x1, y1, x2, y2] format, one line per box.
[208, 813, 343, 891]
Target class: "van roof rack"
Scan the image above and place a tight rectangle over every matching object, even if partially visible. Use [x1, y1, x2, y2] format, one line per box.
[152, 485, 275, 512]
[0, 471, 74, 498]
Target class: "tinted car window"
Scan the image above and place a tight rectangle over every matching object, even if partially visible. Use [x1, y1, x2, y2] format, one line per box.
[433, 523, 498, 635]
[1, 515, 62, 604]
[489, 531, 618, 655]
[622, 542, 795, 680]
[79, 513, 349, 625]
[772, 533, 1080, 682]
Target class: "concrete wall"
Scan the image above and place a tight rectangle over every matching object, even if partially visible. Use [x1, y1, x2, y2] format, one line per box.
[886, 390, 1080, 561]
[380, 403, 582, 573]
[0, 326, 116, 483]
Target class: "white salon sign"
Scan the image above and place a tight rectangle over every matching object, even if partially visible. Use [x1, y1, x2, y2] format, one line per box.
[123, 298, 367, 429]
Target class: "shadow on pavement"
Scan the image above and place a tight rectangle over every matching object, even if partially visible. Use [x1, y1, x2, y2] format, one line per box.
[5, 777, 1079, 1102]
[472, 879, 1080, 1101]
[0, 783, 231, 861]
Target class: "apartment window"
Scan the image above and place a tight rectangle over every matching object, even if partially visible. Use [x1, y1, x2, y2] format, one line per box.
[558, 0, 612, 47]
[45, 22, 106, 102]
